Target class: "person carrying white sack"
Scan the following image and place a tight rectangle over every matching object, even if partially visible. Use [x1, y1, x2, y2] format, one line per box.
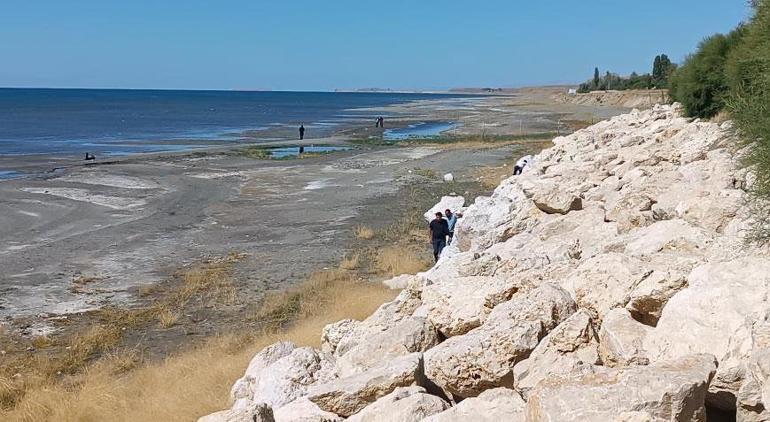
[513, 154, 533, 175]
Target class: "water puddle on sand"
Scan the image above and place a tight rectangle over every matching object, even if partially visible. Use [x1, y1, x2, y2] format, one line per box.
[383, 121, 458, 141]
[270, 146, 351, 158]
[0, 170, 24, 180]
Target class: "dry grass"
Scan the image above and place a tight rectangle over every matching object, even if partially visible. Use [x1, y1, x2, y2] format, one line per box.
[156, 310, 180, 329]
[0, 266, 396, 422]
[375, 246, 431, 277]
[354, 225, 375, 240]
[339, 254, 360, 271]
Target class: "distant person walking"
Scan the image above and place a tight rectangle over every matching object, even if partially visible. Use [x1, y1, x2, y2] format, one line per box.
[513, 155, 532, 175]
[429, 211, 449, 262]
[299, 124, 305, 140]
[378, 116, 384, 128]
[445, 209, 460, 245]
[375, 117, 381, 128]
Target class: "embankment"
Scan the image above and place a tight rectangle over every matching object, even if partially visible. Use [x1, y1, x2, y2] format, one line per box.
[204, 104, 770, 421]
[553, 89, 669, 109]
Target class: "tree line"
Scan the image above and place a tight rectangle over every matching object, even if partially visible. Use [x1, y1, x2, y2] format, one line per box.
[577, 54, 676, 93]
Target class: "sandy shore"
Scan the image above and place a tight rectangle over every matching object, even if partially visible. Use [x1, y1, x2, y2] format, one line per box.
[0, 88, 629, 332]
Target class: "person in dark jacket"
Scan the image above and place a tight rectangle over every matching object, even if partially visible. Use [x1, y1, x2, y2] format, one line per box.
[429, 212, 449, 262]
[299, 124, 305, 140]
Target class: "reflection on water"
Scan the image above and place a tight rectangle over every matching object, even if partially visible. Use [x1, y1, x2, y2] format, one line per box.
[0, 170, 23, 180]
[270, 146, 352, 158]
[383, 121, 457, 141]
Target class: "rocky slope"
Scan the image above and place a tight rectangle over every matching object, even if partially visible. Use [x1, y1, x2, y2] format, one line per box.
[553, 89, 669, 109]
[200, 105, 770, 422]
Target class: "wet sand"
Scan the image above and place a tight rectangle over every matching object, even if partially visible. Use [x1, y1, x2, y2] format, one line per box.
[0, 88, 629, 330]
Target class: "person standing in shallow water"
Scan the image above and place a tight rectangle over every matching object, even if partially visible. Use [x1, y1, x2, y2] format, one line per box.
[429, 211, 449, 262]
[299, 124, 305, 140]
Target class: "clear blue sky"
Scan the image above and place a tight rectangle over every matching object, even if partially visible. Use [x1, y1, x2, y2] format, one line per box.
[0, 0, 751, 91]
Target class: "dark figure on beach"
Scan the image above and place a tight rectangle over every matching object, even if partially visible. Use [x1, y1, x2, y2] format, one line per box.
[375, 117, 380, 128]
[299, 146, 305, 154]
[84, 153, 95, 161]
[429, 211, 449, 262]
[299, 124, 305, 140]
[378, 116, 384, 128]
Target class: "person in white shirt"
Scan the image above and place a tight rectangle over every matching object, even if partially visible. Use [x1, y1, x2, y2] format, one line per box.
[514, 155, 532, 175]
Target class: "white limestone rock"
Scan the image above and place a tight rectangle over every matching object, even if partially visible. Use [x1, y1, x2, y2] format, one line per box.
[273, 398, 342, 422]
[307, 352, 423, 417]
[598, 308, 653, 367]
[424, 196, 465, 222]
[229, 341, 296, 410]
[335, 316, 439, 377]
[423, 388, 525, 422]
[645, 258, 770, 411]
[526, 354, 718, 422]
[424, 284, 576, 398]
[513, 310, 600, 397]
[346, 386, 449, 422]
[419, 275, 519, 337]
[561, 253, 650, 320]
[531, 183, 583, 215]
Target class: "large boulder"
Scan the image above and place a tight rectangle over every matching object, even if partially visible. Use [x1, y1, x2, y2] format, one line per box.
[198, 403, 275, 422]
[598, 308, 653, 367]
[306, 352, 423, 417]
[736, 313, 770, 421]
[334, 317, 439, 377]
[423, 284, 576, 398]
[273, 398, 342, 422]
[561, 253, 650, 320]
[230, 342, 296, 410]
[247, 347, 335, 409]
[346, 386, 449, 422]
[526, 354, 718, 422]
[531, 183, 583, 215]
[424, 196, 465, 222]
[417, 276, 518, 337]
[333, 288, 422, 357]
[645, 258, 770, 411]
[423, 388, 525, 422]
[513, 310, 600, 397]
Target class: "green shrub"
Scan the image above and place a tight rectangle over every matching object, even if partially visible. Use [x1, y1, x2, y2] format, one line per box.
[725, 0, 770, 241]
[669, 27, 745, 118]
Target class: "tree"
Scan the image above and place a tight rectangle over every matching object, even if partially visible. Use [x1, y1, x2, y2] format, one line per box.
[592, 67, 600, 88]
[653, 55, 662, 82]
[669, 29, 746, 118]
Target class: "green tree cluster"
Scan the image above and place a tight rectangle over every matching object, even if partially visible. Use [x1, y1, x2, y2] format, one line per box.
[668, 28, 746, 118]
[577, 54, 675, 93]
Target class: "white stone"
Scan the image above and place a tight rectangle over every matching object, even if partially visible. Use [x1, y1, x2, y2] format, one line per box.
[424, 196, 464, 222]
[526, 354, 718, 422]
[346, 386, 449, 422]
[598, 308, 653, 367]
[513, 310, 600, 397]
[419, 276, 518, 337]
[424, 284, 576, 398]
[273, 398, 342, 422]
[307, 352, 423, 417]
[335, 317, 439, 377]
[423, 388, 525, 422]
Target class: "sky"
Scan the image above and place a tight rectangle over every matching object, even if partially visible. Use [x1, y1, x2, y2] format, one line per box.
[0, 1, 752, 91]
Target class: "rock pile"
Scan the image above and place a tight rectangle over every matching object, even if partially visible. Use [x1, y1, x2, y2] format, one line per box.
[200, 104, 770, 421]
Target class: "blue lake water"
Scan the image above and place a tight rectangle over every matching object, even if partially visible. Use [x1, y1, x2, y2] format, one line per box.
[270, 146, 352, 159]
[0, 170, 23, 179]
[383, 121, 457, 140]
[0, 89, 474, 156]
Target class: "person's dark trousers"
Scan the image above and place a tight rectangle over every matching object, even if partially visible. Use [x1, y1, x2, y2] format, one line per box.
[432, 239, 446, 262]
[447, 232, 454, 245]
[513, 165, 522, 175]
